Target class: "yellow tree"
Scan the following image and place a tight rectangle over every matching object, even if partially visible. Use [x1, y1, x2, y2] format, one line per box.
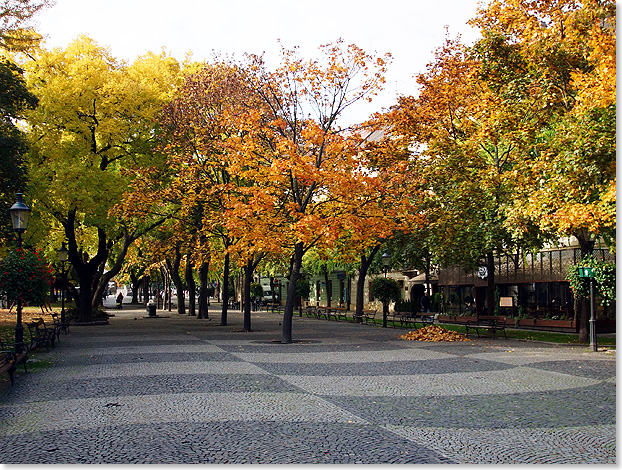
[471, 0, 616, 339]
[23, 36, 181, 321]
[385, 33, 547, 316]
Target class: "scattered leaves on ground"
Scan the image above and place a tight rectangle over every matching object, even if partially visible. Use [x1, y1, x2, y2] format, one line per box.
[399, 325, 470, 342]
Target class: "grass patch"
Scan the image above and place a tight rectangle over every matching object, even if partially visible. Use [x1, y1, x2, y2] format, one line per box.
[0, 324, 55, 372]
[365, 317, 615, 346]
[438, 323, 615, 346]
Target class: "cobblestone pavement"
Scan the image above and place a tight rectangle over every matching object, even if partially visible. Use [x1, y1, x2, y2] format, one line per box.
[0, 304, 615, 464]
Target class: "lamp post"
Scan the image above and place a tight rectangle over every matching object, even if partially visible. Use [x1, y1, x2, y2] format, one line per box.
[381, 252, 390, 327]
[578, 266, 597, 352]
[9, 193, 30, 354]
[57, 242, 69, 333]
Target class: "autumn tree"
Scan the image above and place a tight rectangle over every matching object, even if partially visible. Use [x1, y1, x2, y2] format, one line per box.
[147, 61, 260, 325]
[0, 0, 50, 52]
[23, 37, 181, 321]
[229, 41, 391, 343]
[470, 0, 616, 340]
[387, 29, 555, 316]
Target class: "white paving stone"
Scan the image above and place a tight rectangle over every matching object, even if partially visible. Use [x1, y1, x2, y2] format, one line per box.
[278, 366, 602, 396]
[232, 348, 454, 363]
[68, 344, 227, 355]
[468, 348, 616, 365]
[385, 424, 616, 464]
[31, 361, 268, 381]
[0, 392, 368, 436]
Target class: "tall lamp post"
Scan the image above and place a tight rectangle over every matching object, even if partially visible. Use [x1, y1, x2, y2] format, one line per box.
[9, 193, 30, 354]
[57, 242, 69, 333]
[381, 252, 390, 327]
[578, 266, 597, 352]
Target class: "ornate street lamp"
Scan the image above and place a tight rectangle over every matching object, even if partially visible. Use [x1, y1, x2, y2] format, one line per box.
[578, 266, 597, 351]
[9, 193, 30, 353]
[381, 252, 390, 279]
[57, 242, 69, 333]
[381, 252, 390, 327]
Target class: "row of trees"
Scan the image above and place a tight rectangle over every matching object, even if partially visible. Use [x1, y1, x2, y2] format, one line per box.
[0, 0, 615, 344]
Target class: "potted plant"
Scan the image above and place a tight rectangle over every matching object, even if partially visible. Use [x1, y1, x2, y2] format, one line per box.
[369, 277, 400, 327]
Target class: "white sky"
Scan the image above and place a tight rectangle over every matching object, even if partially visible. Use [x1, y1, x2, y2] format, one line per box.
[33, 0, 486, 125]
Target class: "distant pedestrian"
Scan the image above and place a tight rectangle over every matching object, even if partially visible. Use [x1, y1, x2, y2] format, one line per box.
[116, 292, 124, 309]
[420, 293, 431, 313]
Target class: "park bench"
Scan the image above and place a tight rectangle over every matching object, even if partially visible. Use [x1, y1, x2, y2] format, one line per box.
[464, 316, 507, 339]
[390, 311, 415, 328]
[332, 307, 349, 321]
[41, 315, 62, 342]
[25, 319, 56, 351]
[389, 312, 435, 328]
[266, 302, 283, 313]
[0, 339, 28, 385]
[361, 309, 377, 325]
[50, 312, 70, 335]
[349, 309, 377, 324]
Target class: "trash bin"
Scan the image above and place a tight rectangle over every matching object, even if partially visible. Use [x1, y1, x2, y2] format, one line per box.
[147, 304, 156, 317]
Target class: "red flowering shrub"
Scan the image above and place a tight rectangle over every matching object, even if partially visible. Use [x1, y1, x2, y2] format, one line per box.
[0, 248, 53, 306]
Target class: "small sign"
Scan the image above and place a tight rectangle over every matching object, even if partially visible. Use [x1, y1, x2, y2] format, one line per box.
[477, 266, 488, 279]
[500, 297, 513, 307]
[578, 266, 594, 278]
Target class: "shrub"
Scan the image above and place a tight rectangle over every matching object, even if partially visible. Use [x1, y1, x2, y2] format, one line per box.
[0, 248, 53, 306]
[370, 277, 400, 305]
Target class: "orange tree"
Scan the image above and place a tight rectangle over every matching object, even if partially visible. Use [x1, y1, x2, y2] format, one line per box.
[123, 60, 266, 325]
[225, 41, 391, 343]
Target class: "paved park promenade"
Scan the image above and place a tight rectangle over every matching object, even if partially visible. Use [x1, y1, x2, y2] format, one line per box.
[0, 301, 615, 464]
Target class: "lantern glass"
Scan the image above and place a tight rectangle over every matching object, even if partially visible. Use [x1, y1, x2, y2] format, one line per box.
[381, 252, 390, 268]
[57, 242, 69, 262]
[9, 193, 30, 232]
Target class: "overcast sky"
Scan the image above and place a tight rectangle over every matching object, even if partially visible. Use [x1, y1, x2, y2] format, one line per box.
[34, 0, 486, 125]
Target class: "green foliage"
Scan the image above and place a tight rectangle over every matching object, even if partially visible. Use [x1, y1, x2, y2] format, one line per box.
[0, 248, 53, 305]
[567, 255, 616, 307]
[250, 282, 263, 299]
[369, 277, 400, 305]
[395, 299, 414, 313]
[0, 59, 37, 245]
[295, 278, 310, 300]
[431, 292, 442, 312]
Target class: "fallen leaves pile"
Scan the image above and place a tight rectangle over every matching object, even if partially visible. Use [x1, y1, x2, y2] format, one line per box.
[399, 325, 470, 342]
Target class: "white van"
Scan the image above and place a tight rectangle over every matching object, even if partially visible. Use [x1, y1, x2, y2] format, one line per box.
[262, 288, 277, 302]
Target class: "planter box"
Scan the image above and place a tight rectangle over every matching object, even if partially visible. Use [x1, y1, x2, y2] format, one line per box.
[437, 315, 476, 324]
[516, 318, 576, 332]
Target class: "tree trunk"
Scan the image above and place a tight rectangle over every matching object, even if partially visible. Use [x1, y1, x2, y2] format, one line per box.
[221, 252, 230, 326]
[197, 261, 210, 319]
[282, 242, 304, 344]
[167, 246, 186, 315]
[324, 269, 331, 307]
[64, 210, 108, 323]
[77, 269, 94, 323]
[243, 258, 253, 331]
[185, 253, 196, 316]
[355, 245, 381, 322]
[129, 271, 141, 304]
[486, 251, 495, 318]
[142, 276, 150, 305]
